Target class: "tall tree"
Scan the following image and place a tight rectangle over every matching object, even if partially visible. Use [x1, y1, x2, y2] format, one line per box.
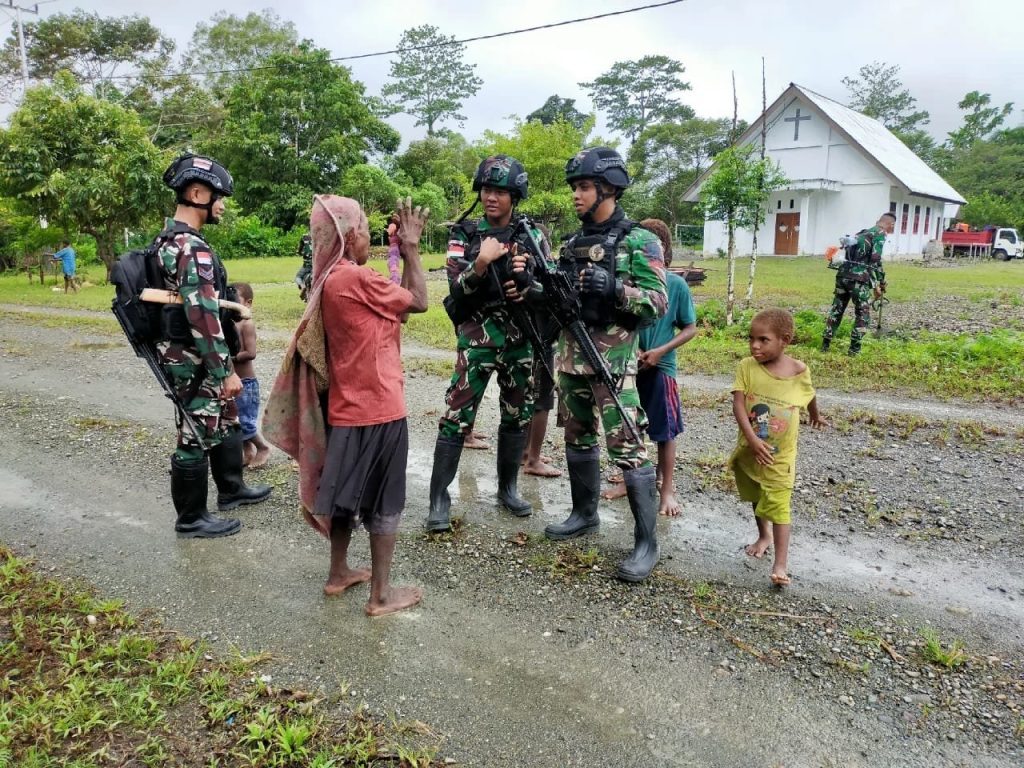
[382, 25, 482, 136]
[184, 10, 298, 97]
[527, 95, 589, 130]
[841, 61, 930, 134]
[122, 64, 224, 151]
[699, 146, 787, 325]
[0, 11, 171, 100]
[395, 132, 478, 216]
[626, 118, 735, 229]
[0, 74, 166, 277]
[579, 55, 694, 144]
[215, 45, 398, 230]
[947, 91, 1015, 152]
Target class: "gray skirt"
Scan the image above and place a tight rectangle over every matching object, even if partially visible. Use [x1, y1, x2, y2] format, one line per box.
[313, 418, 408, 534]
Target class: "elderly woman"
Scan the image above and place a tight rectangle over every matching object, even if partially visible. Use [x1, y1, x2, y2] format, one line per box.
[264, 195, 429, 616]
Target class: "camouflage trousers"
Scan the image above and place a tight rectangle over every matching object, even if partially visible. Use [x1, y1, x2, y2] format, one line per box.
[558, 371, 650, 470]
[438, 339, 535, 438]
[823, 278, 872, 350]
[158, 342, 238, 461]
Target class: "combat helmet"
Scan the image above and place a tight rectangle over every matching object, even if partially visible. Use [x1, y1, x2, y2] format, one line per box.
[472, 154, 529, 201]
[564, 146, 630, 196]
[163, 153, 234, 198]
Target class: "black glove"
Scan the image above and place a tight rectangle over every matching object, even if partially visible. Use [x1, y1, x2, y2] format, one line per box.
[580, 266, 622, 301]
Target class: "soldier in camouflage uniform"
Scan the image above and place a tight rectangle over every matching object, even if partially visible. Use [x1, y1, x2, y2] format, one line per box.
[542, 147, 668, 582]
[158, 154, 272, 538]
[822, 212, 895, 356]
[295, 234, 313, 301]
[425, 155, 552, 533]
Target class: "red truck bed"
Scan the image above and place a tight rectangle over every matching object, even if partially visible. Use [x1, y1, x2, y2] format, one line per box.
[940, 231, 993, 246]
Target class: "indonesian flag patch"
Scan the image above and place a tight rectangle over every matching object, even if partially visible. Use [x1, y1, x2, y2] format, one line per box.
[447, 241, 465, 260]
[192, 157, 213, 171]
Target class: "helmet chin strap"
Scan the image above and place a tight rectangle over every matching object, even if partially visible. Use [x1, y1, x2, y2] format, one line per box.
[578, 186, 608, 225]
[177, 194, 221, 225]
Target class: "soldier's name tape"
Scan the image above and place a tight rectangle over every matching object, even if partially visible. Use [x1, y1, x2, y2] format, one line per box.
[140, 288, 252, 320]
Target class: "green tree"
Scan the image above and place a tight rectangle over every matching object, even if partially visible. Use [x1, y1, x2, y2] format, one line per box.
[184, 10, 299, 97]
[625, 118, 735, 229]
[340, 164, 403, 215]
[0, 75, 167, 277]
[122, 66, 224, 151]
[382, 25, 482, 136]
[946, 127, 1024, 202]
[947, 91, 1015, 152]
[0, 11, 171, 99]
[394, 131, 478, 216]
[699, 146, 787, 324]
[579, 55, 694, 144]
[959, 191, 1023, 231]
[841, 61, 930, 134]
[527, 95, 589, 130]
[479, 116, 601, 235]
[215, 44, 399, 230]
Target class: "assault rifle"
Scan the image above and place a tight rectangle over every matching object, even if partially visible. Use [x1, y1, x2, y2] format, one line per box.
[111, 299, 208, 451]
[524, 223, 643, 447]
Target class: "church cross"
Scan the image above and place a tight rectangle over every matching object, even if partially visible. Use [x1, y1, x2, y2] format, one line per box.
[784, 108, 811, 140]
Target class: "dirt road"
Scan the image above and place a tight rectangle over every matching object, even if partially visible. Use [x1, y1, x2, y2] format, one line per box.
[1, 305, 1021, 767]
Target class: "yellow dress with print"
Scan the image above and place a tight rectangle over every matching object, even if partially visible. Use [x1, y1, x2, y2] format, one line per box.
[729, 356, 815, 490]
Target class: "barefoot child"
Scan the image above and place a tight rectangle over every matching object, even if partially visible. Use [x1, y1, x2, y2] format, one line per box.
[230, 282, 272, 468]
[730, 308, 826, 586]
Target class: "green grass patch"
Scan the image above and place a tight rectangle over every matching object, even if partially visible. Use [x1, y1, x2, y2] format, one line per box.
[919, 627, 967, 670]
[0, 545, 443, 767]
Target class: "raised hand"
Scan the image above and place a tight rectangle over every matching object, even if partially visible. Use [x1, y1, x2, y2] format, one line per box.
[395, 196, 429, 251]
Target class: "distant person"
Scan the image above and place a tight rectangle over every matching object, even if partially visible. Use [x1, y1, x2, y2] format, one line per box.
[295, 233, 313, 301]
[386, 213, 401, 284]
[51, 240, 77, 293]
[821, 212, 894, 356]
[731, 308, 827, 587]
[602, 218, 697, 517]
[264, 195, 430, 616]
[230, 282, 272, 469]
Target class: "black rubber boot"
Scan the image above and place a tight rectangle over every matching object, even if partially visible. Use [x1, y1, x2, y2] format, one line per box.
[171, 456, 241, 538]
[544, 446, 601, 540]
[496, 428, 531, 517]
[208, 429, 272, 511]
[820, 337, 831, 353]
[616, 464, 660, 582]
[426, 434, 464, 533]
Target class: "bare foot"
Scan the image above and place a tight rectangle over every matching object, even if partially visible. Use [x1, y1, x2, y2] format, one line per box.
[521, 454, 553, 465]
[523, 458, 562, 478]
[323, 568, 371, 597]
[605, 470, 623, 484]
[601, 482, 627, 500]
[770, 570, 791, 587]
[242, 443, 256, 466]
[249, 446, 271, 469]
[464, 434, 491, 450]
[365, 586, 423, 617]
[744, 537, 772, 558]
[658, 492, 681, 517]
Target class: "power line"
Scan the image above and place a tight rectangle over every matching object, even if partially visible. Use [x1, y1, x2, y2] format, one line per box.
[104, 0, 687, 81]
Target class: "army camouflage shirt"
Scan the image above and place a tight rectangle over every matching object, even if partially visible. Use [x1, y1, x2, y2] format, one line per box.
[157, 217, 231, 380]
[446, 217, 550, 350]
[840, 225, 886, 287]
[557, 217, 668, 376]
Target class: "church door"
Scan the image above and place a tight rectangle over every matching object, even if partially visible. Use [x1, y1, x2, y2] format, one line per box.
[774, 213, 800, 255]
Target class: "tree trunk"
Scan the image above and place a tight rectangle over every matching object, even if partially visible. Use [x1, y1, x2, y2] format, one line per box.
[746, 57, 769, 308]
[97, 238, 117, 284]
[726, 217, 737, 326]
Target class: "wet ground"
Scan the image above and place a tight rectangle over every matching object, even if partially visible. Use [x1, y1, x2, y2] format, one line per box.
[1, 306, 1022, 767]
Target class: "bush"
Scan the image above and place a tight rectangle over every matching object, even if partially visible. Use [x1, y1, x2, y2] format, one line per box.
[204, 210, 300, 260]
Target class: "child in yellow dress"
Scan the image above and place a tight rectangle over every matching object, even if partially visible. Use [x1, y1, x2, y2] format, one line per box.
[730, 309, 827, 586]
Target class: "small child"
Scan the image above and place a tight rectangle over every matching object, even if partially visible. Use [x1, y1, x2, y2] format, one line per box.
[231, 282, 271, 468]
[730, 308, 827, 586]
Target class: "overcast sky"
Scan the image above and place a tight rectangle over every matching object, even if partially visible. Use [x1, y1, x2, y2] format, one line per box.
[6, 0, 1023, 147]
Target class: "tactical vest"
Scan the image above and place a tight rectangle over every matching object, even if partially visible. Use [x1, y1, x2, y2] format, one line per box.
[452, 218, 520, 310]
[559, 217, 640, 329]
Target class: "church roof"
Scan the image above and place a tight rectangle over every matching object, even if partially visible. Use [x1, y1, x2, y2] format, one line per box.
[684, 83, 966, 205]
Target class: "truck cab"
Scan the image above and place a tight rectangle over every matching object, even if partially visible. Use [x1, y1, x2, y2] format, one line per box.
[991, 228, 1022, 260]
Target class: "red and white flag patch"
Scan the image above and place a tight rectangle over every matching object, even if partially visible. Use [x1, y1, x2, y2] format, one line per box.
[447, 241, 465, 259]
[192, 157, 213, 170]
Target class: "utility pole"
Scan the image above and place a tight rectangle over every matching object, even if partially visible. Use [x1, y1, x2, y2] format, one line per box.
[4, 1, 39, 95]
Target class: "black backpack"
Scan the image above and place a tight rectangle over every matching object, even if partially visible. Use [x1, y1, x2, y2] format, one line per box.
[110, 222, 189, 345]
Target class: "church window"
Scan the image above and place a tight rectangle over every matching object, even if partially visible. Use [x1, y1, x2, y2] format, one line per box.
[901, 204, 909, 234]
[913, 205, 921, 234]
[789, 199, 795, 209]
[777, 200, 781, 210]
[889, 201, 897, 215]
[924, 207, 931, 234]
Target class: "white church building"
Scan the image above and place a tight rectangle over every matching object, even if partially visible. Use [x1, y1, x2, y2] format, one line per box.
[683, 83, 966, 258]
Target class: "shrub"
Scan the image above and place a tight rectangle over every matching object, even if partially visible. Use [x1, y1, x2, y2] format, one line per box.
[204, 210, 300, 260]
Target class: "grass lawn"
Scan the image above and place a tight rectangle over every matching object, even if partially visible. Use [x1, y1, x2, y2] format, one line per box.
[1, 254, 1021, 402]
[0, 545, 441, 767]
